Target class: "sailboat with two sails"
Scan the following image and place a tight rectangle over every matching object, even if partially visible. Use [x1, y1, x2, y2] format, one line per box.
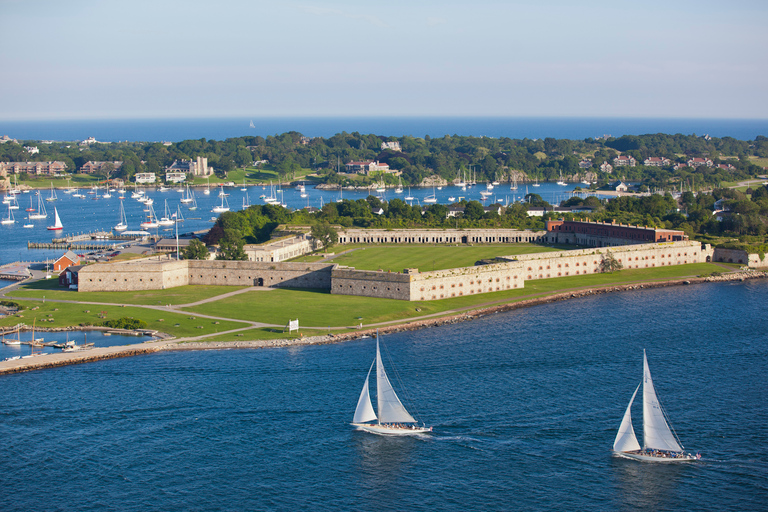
[351, 332, 432, 436]
[612, 350, 699, 462]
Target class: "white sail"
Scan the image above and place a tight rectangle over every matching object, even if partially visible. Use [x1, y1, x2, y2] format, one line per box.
[613, 383, 641, 452]
[376, 338, 417, 424]
[353, 362, 378, 424]
[52, 207, 62, 228]
[642, 350, 683, 452]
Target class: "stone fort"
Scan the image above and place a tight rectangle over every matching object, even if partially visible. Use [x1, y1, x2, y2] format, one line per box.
[77, 222, 726, 301]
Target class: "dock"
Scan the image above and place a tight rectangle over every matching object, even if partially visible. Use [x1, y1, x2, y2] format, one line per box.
[28, 241, 119, 251]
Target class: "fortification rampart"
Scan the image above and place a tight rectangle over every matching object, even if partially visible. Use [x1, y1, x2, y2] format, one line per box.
[331, 269, 412, 300]
[712, 248, 766, 267]
[336, 228, 546, 245]
[78, 259, 189, 292]
[187, 260, 333, 288]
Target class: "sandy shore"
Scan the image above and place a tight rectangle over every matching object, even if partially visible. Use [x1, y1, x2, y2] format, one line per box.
[2, 270, 766, 374]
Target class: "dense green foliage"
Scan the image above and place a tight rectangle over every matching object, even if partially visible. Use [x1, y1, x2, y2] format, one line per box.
[0, 300, 23, 310]
[181, 239, 209, 260]
[103, 317, 148, 330]
[3, 132, 766, 190]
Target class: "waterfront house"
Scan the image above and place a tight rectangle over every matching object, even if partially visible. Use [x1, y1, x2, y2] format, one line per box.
[0, 161, 68, 176]
[53, 250, 80, 272]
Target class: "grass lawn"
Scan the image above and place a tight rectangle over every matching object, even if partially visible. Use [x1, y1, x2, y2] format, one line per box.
[0, 300, 245, 338]
[9, 280, 248, 306]
[314, 243, 561, 272]
[181, 263, 726, 327]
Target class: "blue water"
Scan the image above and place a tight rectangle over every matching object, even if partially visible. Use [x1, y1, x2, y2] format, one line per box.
[0, 330, 151, 361]
[0, 183, 575, 266]
[1, 117, 767, 142]
[1, 280, 766, 511]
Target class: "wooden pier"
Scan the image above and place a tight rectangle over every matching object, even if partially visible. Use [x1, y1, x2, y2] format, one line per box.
[28, 241, 118, 251]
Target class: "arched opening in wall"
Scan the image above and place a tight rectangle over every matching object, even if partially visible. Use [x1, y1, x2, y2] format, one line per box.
[706, 255, 711, 262]
[462, 236, 468, 244]
[255, 277, 264, 286]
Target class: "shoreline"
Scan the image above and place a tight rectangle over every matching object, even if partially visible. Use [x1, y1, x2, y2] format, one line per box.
[3, 269, 765, 375]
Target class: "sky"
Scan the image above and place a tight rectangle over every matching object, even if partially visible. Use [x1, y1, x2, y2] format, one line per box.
[1, 0, 766, 120]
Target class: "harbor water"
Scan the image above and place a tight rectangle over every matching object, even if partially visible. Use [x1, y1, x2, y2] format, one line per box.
[1, 280, 766, 511]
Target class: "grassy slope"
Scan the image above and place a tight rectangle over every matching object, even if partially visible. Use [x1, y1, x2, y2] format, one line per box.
[11, 280, 249, 306]
[307, 243, 561, 272]
[181, 263, 725, 327]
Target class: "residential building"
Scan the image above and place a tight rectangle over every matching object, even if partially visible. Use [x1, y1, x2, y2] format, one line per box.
[687, 157, 713, 167]
[58, 264, 84, 289]
[165, 172, 187, 183]
[613, 155, 636, 167]
[53, 250, 80, 272]
[345, 160, 391, 174]
[0, 161, 67, 176]
[600, 162, 613, 173]
[643, 157, 671, 167]
[134, 172, 157, 184]
[24, 146, 39, 154]
[609, 181, 628, 192]
[578, 159, 593, 169]
[164, 156, 212, 176]
[381, 141, 402, 152]
[79, 161, 123, 174]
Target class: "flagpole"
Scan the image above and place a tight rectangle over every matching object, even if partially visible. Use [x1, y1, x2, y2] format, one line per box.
[174, 212, 179, 260]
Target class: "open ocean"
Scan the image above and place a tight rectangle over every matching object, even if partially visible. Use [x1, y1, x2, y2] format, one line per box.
[1, 117, 767, 142]
[1, 281, 766, 511]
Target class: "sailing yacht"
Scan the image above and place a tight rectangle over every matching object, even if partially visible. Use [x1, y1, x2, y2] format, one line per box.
[404, 187, 414, 201]
[241, 179, 248, 192]
[242, 191, 251, 209]
[557, 171, 567, 186]
[351, 332, 432, 436]
[2, 203, 15, 224]
[532, 175, 541, 187]
[203, 177, 211, 195]
[47, 207, 63, 230]
[158, 199, 176, 226]
[180, 184, 194, 203]
[46, 183, 58, 201]
[612, 350, 699, 463]
[395, 177, 403, 194]
[114, 200, 128, 232]
[212, 187, 230, 213]
[140, 203, 159, 229]
[423, 186, 437, 203]
[8, 194, 19, 210]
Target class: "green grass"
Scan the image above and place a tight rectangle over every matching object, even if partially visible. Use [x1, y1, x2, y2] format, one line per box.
[321, 243, 561, 272]
[181, 263, 726, 327]
[10, 281, 249, 306]
[0, 300, 246, 338]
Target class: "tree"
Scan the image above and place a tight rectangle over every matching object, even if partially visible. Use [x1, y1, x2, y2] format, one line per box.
[311, 221, 338, 249]
[216, 228, 247, 260]
[182, 239, 209, 260]
[600, 251, 623, 273]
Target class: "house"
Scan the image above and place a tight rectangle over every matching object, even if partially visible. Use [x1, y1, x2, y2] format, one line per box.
[609, 181, 628, 192]
[687, 157, 713, 167]
[446, 206, 465, 218]
[600, 162, 613, 173]
[345, 160, 391, 174]
[643, 157, 671, 167]
[578, 159, 593, 169]
[53, 250, 80, 272]
[717, 163, 736, 170]
[24, 146, 39, 154]
[0, 161, 68, 176]
[613, 155, 636, 167]
[58, 264, 84, 289]
[134, 172, 156, 184]
[155, 238, 196, 253]
[381, 141, 402, 152]
[164, 157, 211, 176]
[165, 172, 187, 183]
[79, 161, 123, 174]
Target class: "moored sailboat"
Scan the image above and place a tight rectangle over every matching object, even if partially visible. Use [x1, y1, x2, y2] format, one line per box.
[612, 350, 699, 462]
[351, 332, 432, 436]
[114, 199, 128, 232]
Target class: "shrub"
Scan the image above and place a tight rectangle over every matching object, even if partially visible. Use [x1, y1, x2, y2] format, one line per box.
[103, 317, 148, 330]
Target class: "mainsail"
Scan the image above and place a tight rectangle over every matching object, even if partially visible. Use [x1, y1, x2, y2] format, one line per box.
[613, 383, 641, 452]
[353, 362, 377, 424]
[376, 339, 417, 424]
[642, 351, 683, 452]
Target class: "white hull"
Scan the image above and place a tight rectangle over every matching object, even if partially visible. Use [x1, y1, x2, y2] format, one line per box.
[612, 450, 697, 463]
[352, 423, 432, 436]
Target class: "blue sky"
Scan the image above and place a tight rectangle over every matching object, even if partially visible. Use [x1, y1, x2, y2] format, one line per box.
[1, 0, 766, 120]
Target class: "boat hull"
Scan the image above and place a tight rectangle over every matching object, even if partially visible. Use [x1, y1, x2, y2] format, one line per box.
[612, 450, 698, 463]
[352, 423, 432, 436]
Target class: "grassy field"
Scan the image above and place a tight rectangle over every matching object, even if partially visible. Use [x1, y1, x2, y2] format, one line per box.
[0, 299, 246, 338]
[298, 243, 562, 272]
[180, 263, 726, 327]
[10, 280, 249, 306]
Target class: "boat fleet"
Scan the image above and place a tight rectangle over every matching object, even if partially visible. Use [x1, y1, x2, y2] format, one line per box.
[350, 334, 698, 464]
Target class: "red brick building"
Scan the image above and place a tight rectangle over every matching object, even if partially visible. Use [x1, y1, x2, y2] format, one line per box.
[545, 220, 687, 246]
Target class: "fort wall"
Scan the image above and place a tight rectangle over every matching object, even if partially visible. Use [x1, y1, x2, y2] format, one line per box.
[336, 228, 546, 245]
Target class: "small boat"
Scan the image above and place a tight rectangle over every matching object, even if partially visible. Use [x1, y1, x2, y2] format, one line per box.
[203, 177, 211, 195]
[158, 199, 176, 226]
[423, 186, 437, 204]
[26, 195, 35, 212]
[46, 182, 58, 201]
[2, 203, 16, 225]
[242, 192, 251, 209]
[8, 195, 19, 210]
[404, 188, 414, 201]
[241, 179, 248, 192]
[72, 188, 84, 198]
[395, 177, 403, 194]
[140, 203, 160, 229]
[47, 207, 63, 230]
[351, 332, 432, 436]
[249, 119, 255, 128]
[612, 350, 699, 463]
[114, 199, 128, 232]
[448, 196, 456, 202]
[557, 171, 567, 186]
[212, 187, 230, 213]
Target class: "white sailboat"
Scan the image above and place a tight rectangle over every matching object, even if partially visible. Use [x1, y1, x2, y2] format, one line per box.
[203, 177, 211, 195]
[249, 119, 255, 128]
[423, 186, 437, 203]
[180, 183, 194, 203]
[8, 194, 19, 210]
[241, 179, 248, 192]
[47, 207, 63, 230]
[46, 182, 58, 201]
[242, 191, 251, 209]
[188, 192, 198, 211]
[140, 203, 159, 229]
[395, 177, 403, 194]
[612, 350, 699, 463]
[114, 199, 128, 232]
[404, 187, 414, 201]
[2, 203, 15, 225]
[557, 171, 567, 186]
[212, 187, 230, 213]
[158, 199, 176, 226]
[351, 332, 432, 436]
